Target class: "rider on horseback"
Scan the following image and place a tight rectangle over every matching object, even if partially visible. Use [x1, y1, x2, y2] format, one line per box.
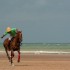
[1, 27, 22, 46]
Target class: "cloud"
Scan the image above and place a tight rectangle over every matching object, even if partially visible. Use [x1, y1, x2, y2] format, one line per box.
[0, 0, 70, 43]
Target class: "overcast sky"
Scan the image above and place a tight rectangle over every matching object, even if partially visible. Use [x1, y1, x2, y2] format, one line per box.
[0, 0, 70, 43]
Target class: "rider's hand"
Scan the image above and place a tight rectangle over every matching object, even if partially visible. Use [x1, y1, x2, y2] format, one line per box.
[1, 36, 3, 38]
[1, 35, 5, 38]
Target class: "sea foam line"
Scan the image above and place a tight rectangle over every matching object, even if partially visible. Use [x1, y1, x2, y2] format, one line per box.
[0, 51, 70, 54]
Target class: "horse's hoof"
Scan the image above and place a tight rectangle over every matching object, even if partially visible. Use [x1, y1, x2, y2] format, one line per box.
[17, 60, 20, 63]
[12, 63, 15, 66]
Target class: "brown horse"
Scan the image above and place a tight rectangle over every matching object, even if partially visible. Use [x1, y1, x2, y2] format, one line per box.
[3, 31, 22, 65]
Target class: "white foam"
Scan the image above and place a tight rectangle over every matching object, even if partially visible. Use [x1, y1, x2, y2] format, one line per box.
[0, 51, 70, 54]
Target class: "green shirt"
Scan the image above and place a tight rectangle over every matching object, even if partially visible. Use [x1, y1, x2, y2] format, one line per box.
[4, 28, 17, 37]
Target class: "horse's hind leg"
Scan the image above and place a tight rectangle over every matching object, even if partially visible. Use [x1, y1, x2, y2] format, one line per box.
[17, 50, 20, 62]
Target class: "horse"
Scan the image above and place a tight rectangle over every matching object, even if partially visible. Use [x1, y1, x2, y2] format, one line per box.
[3, 31, 22, 65]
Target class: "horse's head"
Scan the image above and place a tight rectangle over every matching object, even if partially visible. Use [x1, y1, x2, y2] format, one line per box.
[16, 31, 22, 43]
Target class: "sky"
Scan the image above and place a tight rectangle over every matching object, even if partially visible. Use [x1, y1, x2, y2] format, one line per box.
[0, 0, 70, 43]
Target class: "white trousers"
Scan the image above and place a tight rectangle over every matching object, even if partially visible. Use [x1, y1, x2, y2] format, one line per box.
[8, 36, 12, 40]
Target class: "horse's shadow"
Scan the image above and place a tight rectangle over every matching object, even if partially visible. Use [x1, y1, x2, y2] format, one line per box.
[15, 64, 32, 67]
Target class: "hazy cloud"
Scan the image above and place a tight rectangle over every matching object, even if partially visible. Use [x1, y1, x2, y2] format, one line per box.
[0, 0, 70, 43]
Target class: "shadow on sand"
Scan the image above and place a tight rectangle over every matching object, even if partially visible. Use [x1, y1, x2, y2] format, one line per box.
[15, 64, 32, 67]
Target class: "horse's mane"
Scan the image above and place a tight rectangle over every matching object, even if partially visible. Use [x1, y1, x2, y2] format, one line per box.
[16, 31, 22, 42]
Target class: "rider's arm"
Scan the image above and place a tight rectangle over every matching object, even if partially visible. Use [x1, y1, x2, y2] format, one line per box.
[1, 32, 8, 38]
[4, 32, 8, 36]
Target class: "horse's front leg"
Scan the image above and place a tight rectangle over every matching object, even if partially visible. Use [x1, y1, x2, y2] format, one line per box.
[5, 48, 10, 62]
[17, 50, 20, 63]
[10, 49, 14, 65]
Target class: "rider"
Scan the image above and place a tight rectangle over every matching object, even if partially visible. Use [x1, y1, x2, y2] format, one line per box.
[1, 27, 21, 46]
